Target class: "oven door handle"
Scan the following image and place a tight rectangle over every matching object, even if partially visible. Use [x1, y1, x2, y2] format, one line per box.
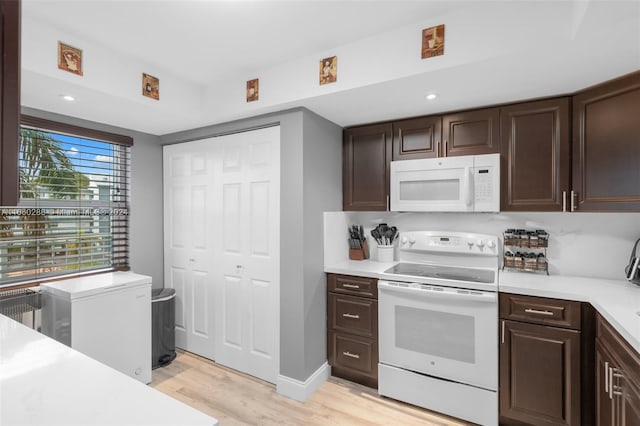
[378, 281, 496, 303]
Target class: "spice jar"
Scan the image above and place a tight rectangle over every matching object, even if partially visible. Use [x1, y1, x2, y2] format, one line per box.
[537, 253, 547, 271]
[504, 250, 515, 268]
[504, 229, 515, 246]
[514, 251, 524, 269]
[524, 253, 538, 270]
[529, 231, 539, 248]
[536, 230, 548, 248]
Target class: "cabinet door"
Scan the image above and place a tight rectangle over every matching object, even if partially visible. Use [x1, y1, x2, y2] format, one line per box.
[343, 124, 392, 211]
[442, 107, 500, 157]
[595, 339, 616, 426]
[500, 320, 581, 425]
[620, 375, 640, 426]
[0, 0, 20, 206]
[501, 98, 570, 211]
[392, 116, 441, 160]
[572, 71, 640, 211]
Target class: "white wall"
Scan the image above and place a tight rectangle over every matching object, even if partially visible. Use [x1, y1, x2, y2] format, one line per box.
[325, 211, 640, 280]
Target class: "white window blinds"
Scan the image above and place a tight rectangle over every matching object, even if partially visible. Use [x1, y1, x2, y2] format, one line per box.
[0, 116, 132, 286]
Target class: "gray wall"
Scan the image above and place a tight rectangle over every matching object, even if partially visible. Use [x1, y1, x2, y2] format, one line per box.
[21, 107, 165, 290]
[160, 107, 343, 381]
[301, 110, 342, 375]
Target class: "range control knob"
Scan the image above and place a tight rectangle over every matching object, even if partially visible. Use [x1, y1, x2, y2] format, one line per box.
[476, 239, 485, 248]
[486, 240, 496, 249]
[408, 236, 416, 245]
[401, 236, 408, 246]
[467, 240, 475, 248]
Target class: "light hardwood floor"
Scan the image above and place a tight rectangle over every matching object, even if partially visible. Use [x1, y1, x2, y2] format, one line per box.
[151, 351, 471, 425]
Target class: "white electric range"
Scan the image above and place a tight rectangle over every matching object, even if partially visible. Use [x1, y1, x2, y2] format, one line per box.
[377, 231, 499, 426]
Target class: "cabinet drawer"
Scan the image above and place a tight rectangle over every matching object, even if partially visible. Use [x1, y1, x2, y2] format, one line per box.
[328, 274, 378, 298]
[328, 293, 377, 338]
[328, 332, 377, 377]
[500, 293, 581, 330]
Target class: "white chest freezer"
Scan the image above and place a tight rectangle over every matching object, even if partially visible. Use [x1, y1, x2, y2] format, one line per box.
[41, 272, 152, 384]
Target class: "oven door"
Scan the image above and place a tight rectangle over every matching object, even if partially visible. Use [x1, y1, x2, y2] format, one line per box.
[378, 280, 497, 390]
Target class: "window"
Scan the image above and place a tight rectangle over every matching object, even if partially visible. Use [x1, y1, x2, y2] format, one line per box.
[0, 116, 133, 286]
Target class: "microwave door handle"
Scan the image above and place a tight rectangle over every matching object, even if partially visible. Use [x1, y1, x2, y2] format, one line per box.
[464, 167, 472, 206]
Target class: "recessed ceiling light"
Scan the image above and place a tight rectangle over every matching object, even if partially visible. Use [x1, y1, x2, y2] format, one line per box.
[425, 93, 438, 100]
[61, 95, 75, 101]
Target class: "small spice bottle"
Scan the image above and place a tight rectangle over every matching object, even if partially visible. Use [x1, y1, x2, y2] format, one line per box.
[514, 251, 524, 269]
[504, 250, 515, 268]
[536, 230, 548, 248]
[524, 253, 538, 270]
[537, 253, 547, 271]
[504, 229, 515, 246]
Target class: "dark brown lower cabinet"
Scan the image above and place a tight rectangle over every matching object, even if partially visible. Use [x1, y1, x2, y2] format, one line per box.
[327, 273, 378, 388]
[500, 319, 581, 425]
[595, 314, 640, 426]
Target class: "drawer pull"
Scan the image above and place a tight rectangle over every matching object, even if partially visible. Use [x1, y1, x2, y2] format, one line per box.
[342, 351, 360, 359]
[342, 283, 360, 289]
[342, 313, 360, 319]
[524, 308, 554, 316]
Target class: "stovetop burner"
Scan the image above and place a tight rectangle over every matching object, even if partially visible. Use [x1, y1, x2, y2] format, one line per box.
[384, 262, 495, 284]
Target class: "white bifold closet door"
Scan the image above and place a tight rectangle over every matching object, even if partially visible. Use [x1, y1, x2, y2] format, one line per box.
[163, 126, 280, 384]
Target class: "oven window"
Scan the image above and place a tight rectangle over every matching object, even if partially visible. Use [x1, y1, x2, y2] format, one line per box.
[395, 306, 475, 363]
[399, 179, 459, 201]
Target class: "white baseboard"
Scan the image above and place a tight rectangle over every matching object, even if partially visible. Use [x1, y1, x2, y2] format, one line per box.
[276, 361, 330, 402]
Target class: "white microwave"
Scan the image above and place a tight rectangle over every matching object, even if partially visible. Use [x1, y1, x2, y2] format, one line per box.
[390, 153, 500, 212]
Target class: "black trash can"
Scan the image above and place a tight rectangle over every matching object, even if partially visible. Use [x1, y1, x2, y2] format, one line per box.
[151, 288, 176, 369]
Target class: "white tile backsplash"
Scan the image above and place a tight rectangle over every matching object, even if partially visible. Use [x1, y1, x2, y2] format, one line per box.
[324, 211, 640, 280]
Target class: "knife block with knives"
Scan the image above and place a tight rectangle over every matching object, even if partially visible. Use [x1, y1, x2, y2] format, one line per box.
[348, 225, 369, 260]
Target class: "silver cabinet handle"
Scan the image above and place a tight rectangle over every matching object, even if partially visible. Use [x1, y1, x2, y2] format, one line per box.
[342, 313, 360, 319]
[571, 190, 577, 212]
[436, 140, 441, 157]
[605, 361, 609, 393]
[387, 195, 390, 210]
[562, 191, 567, 212]
[444, 139, 448, 157]
[501, 320, 505, 344]
[609, 366, 614, 400]
[342, 284, 360, 289]
[524, 308, 554, 316]
[342, 351, 360, 359]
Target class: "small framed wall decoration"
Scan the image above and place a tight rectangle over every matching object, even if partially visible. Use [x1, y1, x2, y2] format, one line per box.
[421, 24, 445, 59]
[58, 42, 83, 76]
[246, 78, 259, 102]
[142, 73, 160, 100]
[319, 56, 337, 85]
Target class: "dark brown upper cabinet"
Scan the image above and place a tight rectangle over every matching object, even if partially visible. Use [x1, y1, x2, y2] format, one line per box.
[0, 0, 20, 206]
[572, 71, 640, 211]
[343, 124, 392, 211]
[442, 107, 500, 157]
[501, 98, 570, 211]
[392, 116, 441, 160]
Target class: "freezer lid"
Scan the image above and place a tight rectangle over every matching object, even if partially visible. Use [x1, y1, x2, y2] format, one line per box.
[40, 272, 152, 300]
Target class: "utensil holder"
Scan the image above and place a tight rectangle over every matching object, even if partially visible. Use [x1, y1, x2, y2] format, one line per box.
[377, 245, 394, 262]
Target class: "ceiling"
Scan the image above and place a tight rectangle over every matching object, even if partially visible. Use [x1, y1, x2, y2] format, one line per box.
[20, 0, 640, 136]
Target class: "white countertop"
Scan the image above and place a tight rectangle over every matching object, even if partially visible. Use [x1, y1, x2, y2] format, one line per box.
[325, 260, 640, 354]
[0, 315, 217, 426]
